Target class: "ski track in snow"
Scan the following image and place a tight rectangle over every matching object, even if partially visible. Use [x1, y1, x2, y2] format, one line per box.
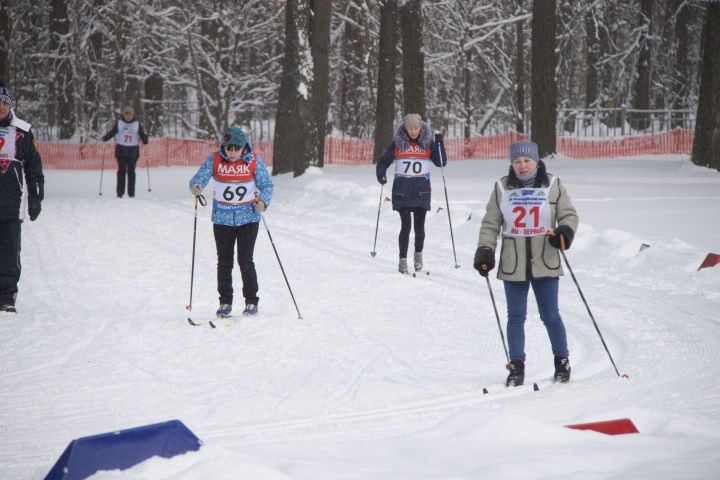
[1, 159, 720, 478]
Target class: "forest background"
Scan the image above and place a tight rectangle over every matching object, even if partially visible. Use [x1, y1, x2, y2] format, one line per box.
[1, 0, 718, 174]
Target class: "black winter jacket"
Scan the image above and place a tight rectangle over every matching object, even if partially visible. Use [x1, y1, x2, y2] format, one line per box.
[0, 113, 44, 221]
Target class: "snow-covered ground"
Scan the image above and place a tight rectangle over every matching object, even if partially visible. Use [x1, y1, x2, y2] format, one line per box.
[2, 154, 720, 479]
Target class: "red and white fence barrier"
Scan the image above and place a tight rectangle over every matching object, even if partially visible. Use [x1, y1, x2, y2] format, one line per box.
[37, 130, 693, 170]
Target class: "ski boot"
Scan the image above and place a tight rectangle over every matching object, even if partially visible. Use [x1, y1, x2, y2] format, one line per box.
[413, 251, 423, 272]
[1, 304, 16, 314]
[505, 359, 525, 387]
[554, 356, 571, 383]
[242, 304, 258, 316]
[398, 258, 408, 274]
[216, 304, 232, 318]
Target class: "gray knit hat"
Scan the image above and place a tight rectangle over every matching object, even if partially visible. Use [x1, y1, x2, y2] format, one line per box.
[0, 80, 13, 108]
[509, 140, 539, 162]
[404, 113, 422, 130]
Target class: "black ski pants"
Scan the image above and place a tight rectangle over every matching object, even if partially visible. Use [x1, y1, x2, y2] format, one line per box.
[214, 222, 260, 307]
[0, 219, 21, 306]
[398, 207, 427, 259]
[116, 155, 138, 197]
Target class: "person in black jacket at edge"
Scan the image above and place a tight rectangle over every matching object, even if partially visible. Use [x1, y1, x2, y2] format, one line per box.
[0, 80, 44, 314]
[101, 104, 149, 198]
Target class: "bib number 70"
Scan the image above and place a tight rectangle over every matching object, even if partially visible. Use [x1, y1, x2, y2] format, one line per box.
[512, 206, 540, 227]
[402, 160, 423, 174]
[223, 185, 248, 202]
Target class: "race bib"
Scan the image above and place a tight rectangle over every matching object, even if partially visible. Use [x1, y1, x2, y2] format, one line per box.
[116, 120, 139, 146]
[214, 179, 258, 205]
[0, 126, 17, 162]
[499, 178, 556, 237]
[395, 158, 431, 177]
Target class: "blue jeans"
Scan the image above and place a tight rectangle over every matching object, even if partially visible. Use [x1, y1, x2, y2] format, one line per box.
[503, 277, 569, 361]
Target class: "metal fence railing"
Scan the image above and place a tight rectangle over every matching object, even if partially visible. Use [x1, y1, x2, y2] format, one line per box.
[557, 108, 695, 137]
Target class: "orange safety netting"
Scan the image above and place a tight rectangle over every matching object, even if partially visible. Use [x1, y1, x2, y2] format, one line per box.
[37, 130, 693, 170]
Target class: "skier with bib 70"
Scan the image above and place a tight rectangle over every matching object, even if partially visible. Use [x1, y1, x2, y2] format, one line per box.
[189, 126, 273, 318]
[473, 140, 578, 387]
[375, 114, 447, 274]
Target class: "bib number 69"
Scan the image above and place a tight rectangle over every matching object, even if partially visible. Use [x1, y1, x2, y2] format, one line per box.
[223, 185, 247, 202]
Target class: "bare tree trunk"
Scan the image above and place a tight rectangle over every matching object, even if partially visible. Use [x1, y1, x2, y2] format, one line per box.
[632, 0, 653, 129]
[691, 4, 720, 171]
[50, 0, 75, 139]
[531, 0, 557, 157]
[671, 0, 690, 126]
[585, 8, 599, 108]
[310, 0, 331, 167]
[400, 0, 425, 118]
[144, 74, 164, 137]
[199, 4, 222, 139]
[515, 7, 526, 133]
[463, 49, 472, 139]
[0, 0, 11, 81]
[373, 0, 398, 163]
[273, 0, 316, 177]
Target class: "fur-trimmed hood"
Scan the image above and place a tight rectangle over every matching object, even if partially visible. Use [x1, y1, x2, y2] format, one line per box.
[394, 121, 433, 150]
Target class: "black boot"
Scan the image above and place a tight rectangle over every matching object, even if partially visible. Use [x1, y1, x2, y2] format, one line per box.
[554, 356, 571, 383]
[505, 359, 525, 387]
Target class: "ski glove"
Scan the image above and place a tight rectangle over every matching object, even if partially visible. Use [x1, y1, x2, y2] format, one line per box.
[28, 202, 41, 221]
[473, 246, 495, 277]
[548, 225, 574, 250]
[253, 200, 267, 213]
[377, 174, 387, 185]
[434, 132, 444, 143]
[190, 183, 202, 196]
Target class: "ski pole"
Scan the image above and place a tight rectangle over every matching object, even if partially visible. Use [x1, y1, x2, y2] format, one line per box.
[484, 273, 509, 363]
[185, 194, 206, 311]
[146, 155, 152, 192]
[438, 141, 460, 268]
[370, 183, 384, 257]
[554, 232, 626, 378]
[260, 213, 303, 320]
[98, 147, 106, 196]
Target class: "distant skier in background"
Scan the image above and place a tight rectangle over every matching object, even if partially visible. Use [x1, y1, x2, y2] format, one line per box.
[101, 105, 149, 198]
[189, 126, 273, 318]
[375, 113, 447, 274]
[0, 80, 44, 314]
[473, 140, 578, 387]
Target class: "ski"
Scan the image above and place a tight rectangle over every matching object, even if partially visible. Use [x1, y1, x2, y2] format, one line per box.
[412, 270, 430, 278]
[481, 379, 558, 395]
[187, 317, 237, 328]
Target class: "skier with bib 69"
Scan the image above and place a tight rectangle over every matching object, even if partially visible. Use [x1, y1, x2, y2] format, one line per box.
[473, 140, 578, 387]
[375, 114, 447, 274]
[189, 126, 273, 318]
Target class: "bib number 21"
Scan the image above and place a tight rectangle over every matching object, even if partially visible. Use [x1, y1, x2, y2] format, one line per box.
[512, 206, 539, 227]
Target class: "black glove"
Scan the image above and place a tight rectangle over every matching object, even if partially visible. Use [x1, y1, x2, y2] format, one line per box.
[473, 246, 495, 277]
[377, 174, 387, 185]
[28, 202, 41, 221]
[548, 225, 574, 250]
[434, 132, 444, 143]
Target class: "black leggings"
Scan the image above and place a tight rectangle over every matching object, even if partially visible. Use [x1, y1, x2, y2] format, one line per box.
[398, 207, 427, 259]
[213, 222, 260, 306]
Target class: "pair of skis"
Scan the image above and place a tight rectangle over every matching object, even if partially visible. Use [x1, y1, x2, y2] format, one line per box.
[187, 316, 237, 328]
